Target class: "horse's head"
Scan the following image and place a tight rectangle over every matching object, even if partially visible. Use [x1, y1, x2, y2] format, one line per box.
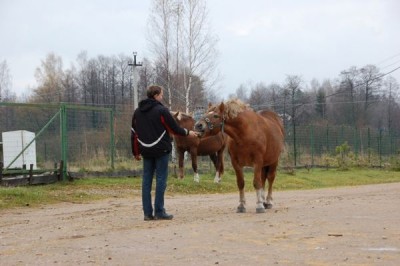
[172, 111, 196, 130]
[194, 102, 225, 137]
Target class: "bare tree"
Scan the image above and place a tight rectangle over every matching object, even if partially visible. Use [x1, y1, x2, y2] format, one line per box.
[229, 84, 249, 102]
[0, 60, 13, 101]
[266, 82, 282, 112]
[359, 65, 382, 126]
[116, 54, 131, 104]
[338, 66, 360, 126]
[147, 0, 176, 108]
[62, 65, 80, 103]
[383, 76, 399, 131]
[146, 0, 219, 112]
[33, 53, 64, 103]
[248, 82, 269, 110]
[315, 86, 326, 120]
[181, 0, 219, 113]
[284, 75, 302, 166]
[284, 75, 304, 124]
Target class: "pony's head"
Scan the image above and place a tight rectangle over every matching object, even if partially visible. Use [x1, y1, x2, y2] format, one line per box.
[172, 111, 196, 130]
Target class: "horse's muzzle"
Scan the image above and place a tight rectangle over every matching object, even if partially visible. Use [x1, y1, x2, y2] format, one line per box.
[194, 122, 205, 137]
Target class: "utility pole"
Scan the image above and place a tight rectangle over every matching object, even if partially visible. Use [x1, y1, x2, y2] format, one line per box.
[128, 52, 142, 110]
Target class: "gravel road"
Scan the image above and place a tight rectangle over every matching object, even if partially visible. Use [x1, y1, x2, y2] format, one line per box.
[1, 183, 400, 265]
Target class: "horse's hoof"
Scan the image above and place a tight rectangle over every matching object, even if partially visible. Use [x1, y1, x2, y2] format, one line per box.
[236, 206, 246, 213]
[263, 203, 273, 209]
[256, 207, 266, 213]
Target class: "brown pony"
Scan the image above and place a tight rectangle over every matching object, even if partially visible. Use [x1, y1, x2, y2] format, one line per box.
[172, 111, 227, 183]
[194, 99, 285, 213]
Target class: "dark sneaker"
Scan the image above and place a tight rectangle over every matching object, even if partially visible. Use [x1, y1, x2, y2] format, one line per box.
[144, 215, 154, 221]
[155, 213, 173, 220]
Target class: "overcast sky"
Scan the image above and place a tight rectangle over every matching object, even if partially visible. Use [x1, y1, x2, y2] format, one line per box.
[1, 0, 400, 99]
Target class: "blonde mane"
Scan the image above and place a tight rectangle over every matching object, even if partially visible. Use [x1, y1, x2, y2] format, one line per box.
[209, 98, 252, 120]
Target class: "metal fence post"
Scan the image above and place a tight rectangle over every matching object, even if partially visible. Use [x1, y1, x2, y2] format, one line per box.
[326, 124, 329, 153]
[60, 104, 68, 180]
[110, 109, 115, 169]
[310, 125, 314, 167]
[368, 127, 371, 164]
[379, 128, 383, 167]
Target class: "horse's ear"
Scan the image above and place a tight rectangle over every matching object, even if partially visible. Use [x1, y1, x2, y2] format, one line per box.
[208, 102, 212, 108]
[219, 102, 225, 113]
[176, 111, 182, 121]
[173, 111, 179, 119]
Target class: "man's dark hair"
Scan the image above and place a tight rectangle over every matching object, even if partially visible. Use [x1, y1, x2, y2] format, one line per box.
[147, 85, 162, 99]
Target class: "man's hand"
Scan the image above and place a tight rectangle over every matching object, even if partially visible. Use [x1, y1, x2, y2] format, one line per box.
[134, 154, 142, 161]
[188, 130, 200, 137]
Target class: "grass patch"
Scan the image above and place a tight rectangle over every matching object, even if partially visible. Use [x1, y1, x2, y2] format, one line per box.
[1, 168, 399, 210]
[274, 168, 400, 190]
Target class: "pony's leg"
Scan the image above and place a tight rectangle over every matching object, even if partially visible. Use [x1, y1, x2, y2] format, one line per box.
[261, 166, 270, 209]
[265, 163, 278, 209]
[193, 173, 200, 182]
[253, 165, 266, 213]
[209, 153, 220, 183]
[178, 151, 185, 179]
[232, 162, 246, 213]
[191, 152, 200, 183]
[219, 151, 224, 176]
[215, 150, 224, 183]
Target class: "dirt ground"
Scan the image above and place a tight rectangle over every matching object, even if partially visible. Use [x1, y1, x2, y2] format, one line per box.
[1, 183, 400, 266]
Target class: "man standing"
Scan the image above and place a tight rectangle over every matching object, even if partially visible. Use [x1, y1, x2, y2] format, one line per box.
[131, 85, 198, 221]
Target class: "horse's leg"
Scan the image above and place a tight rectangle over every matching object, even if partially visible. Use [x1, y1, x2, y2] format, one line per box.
[190, 151, 199, 182]
[178, 150, 185, 179]
[209, 153, 220, 183]
[232, 161, 246, 213]
[253, 165, 266, 213]
[215, 149, 224, 183]
[265, 163, 278, 209]
[261, 166, 271, 209]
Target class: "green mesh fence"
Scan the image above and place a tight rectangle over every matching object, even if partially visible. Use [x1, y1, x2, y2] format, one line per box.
[0, 103, 114, 179]
[2, 102, 399, 177]
[285, 124, 400, 168]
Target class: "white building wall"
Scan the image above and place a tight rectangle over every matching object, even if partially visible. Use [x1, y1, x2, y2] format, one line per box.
[2, 130, 37, 169]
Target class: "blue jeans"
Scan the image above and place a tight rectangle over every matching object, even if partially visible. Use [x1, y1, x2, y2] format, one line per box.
[142, 153, 170, 217]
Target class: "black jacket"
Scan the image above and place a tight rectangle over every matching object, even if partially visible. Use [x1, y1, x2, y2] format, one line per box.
[131, 98, 188, 158]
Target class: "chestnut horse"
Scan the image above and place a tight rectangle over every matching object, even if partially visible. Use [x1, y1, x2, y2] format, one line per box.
[172, 111, 227, 183]
[194, 99, 285, 213]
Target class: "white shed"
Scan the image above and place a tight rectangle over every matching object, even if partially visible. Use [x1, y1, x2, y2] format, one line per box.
[2, 130, 37, 169]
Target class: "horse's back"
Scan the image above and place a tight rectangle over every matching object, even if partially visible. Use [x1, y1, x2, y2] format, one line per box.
[226, 109, 284, 167]
[257, 109, 283, 126]
[257, 109, 285, 137]
[256, 109, 285, 157]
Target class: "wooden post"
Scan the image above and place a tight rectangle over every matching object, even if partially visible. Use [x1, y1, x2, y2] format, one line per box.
[54, 162, 58, 181]
[23, 164, 27, 180]
[58, 161, 64, 181]
[0, 161, 3, 183]
[29, 164, 33, 185]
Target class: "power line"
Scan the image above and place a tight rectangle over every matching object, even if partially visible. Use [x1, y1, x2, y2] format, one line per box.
[324, 65, 400, 99]
[379, 59, 400, 71]
[376, 52, 400, 66]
